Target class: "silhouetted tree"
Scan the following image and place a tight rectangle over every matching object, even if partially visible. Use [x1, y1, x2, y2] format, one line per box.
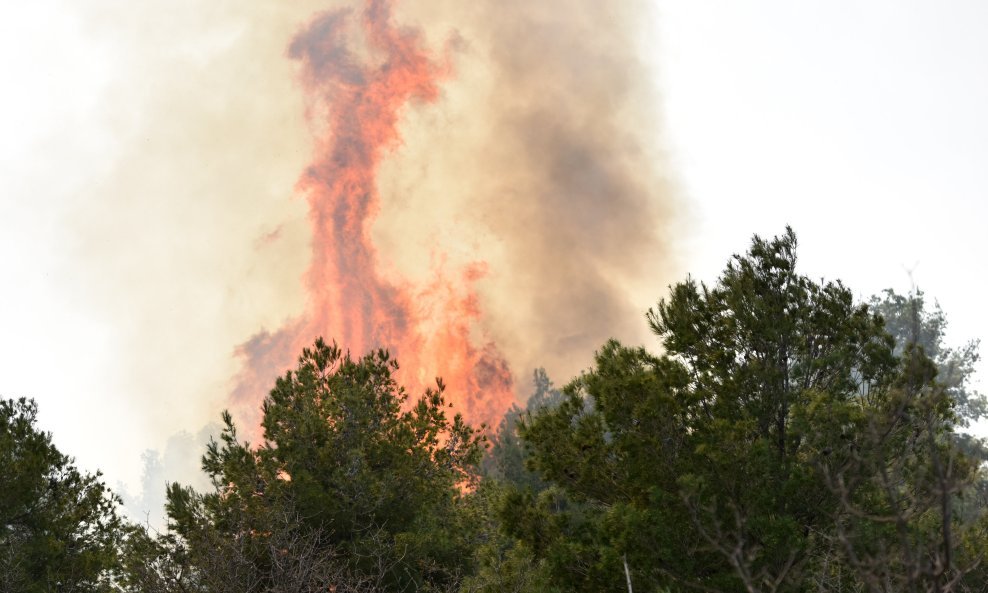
[482, 368, 562, 491]
[144, 339, 485, 592]
[0, 398, 123, 592]
[511, 229, 988, 592]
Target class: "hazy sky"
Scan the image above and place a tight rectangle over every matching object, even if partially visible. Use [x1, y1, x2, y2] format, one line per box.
[1, 1, 986, 495]
[652, 0, 988, 391]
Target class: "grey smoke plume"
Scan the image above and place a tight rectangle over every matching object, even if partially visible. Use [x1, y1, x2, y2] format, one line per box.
[376, 0, 683, 381]
[43, 0, 681, 486]
[119, 424, 218, 529]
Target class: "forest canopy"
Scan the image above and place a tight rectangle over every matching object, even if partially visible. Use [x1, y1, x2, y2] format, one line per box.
[2, 229, 986, 593]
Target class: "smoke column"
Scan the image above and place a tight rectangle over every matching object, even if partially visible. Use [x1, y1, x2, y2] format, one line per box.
[231, 0, 515, 432]
[31, 0, 678, 484]
[384, 0, 681, 382]
[231, 0, 682, 433]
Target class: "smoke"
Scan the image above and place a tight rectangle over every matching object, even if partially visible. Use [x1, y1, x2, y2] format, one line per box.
[43, 0, 680, 485]
[118, 424, 218, 529]
[380, 0, 682, 382]
[37, 0, 326, 484]
[229, 0, 682, 435]
[231, 0, 515, 434]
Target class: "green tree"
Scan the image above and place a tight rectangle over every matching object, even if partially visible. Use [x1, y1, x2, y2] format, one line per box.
[467, 367, 566, 593]
[869, 288, 985, 427]
[511, 229, 984, 592]
[0, 398, 123, 592]
[457, 480, 557, 593]
[155, 339, 486, 592]
[867, 288, 988, 534]
[482, 368, 562, 491]
[804, 345, 984, 593]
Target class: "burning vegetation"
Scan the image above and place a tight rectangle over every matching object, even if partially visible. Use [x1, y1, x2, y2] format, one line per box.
[4, 1, 987, 592]
[230, 0, 680, 437]
[231, 0, 513, 434]
[6, 230, 988, 592]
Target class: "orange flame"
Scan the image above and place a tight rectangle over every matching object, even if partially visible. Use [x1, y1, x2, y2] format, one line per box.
[231, 0, 514, 436]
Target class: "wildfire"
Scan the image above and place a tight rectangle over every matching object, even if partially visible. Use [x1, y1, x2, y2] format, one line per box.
[231, 0, 514, 435]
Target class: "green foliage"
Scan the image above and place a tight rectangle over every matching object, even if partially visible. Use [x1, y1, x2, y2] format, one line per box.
[0, 398, 123, 592]
[510, 229, 986, 592]
[111, 229, 988, 593]
[160, 338, 486, 592]
[467, 371, 567, 593]
[482, 368, 562, 491]
[457, 480, 558, 593]
[869, 288, 986, 427]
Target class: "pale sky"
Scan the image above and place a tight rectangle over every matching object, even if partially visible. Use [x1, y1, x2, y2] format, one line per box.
[652, 0, 988, 387]
[1, 1, 986, 496]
